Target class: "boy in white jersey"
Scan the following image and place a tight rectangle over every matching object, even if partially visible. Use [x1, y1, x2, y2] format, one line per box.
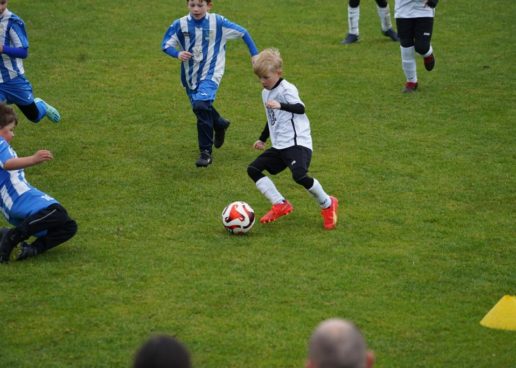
[247, 49, 338, 230]
[162, 0, 258, 167]
[395, 0, 438, 92]
[342, 0, 399, 44]
[0, 0, 61, 123]
[0, 104, 77, 263]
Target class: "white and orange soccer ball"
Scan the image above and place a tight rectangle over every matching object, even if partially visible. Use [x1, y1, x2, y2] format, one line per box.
[221, 201, 255, 234]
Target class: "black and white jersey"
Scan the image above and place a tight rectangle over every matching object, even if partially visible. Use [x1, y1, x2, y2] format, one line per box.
[395, 0, 435, 18]
[261, 79, 312, 151]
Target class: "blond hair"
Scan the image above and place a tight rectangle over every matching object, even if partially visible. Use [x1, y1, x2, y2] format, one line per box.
[253, 48, 283, 77]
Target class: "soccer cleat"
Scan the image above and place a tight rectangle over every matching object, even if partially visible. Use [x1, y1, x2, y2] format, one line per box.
[0, 227, 13, 263]
[214, 121, 230, 149]
[34, 98, 61, 123]
[260, 200, 293, 224]
[321, 196, 339, 230]
[340, 33, 359, 45]
[12, 242, 38, 261]
[424, 53, 435, 71]
[195, 150, 212, 167]
[402, 81, 418, 93]
[383, 28, 400, 42]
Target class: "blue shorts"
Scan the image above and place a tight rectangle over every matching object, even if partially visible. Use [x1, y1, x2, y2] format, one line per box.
[186, 80, 219, 105]
[0, 75, 35, 106]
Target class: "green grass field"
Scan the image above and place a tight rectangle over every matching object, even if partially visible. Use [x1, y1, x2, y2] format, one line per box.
[1, 0, 515, 367]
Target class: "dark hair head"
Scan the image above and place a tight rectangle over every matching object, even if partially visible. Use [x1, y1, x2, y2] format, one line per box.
[0, 103, 18, 129]
[133, 335, 191, 368]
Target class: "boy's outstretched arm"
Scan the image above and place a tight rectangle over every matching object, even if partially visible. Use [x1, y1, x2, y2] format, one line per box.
[3, 150, 53, 170]
[242, 32, 259, 58]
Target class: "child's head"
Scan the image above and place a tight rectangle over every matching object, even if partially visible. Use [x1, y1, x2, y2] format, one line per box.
[187, 0, 212, 20]
[0, 103, 17, 142]
[253, 48, 283, 90]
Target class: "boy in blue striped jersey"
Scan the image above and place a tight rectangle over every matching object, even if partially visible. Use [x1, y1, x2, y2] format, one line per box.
[0, 0, 61, 124]
[0, 104, 77, 263]
[162, 0, 258, 167]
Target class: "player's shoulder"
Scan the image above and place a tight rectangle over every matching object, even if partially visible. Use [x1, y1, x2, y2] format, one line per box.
[4, 10, 25, 27]
[279, 79, 299, 91]
[174, 14, 189, 24]
[0, 138, 14, 159]
[210, 13, 227, 23]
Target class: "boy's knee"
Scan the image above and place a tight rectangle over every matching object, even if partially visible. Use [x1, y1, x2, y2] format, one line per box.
[247, 165, 264, 182]
[192, 100, 212, 113]
[414, 41, 430, 55]
[65, 219, 78, 240]
[292, 170, 313, 188]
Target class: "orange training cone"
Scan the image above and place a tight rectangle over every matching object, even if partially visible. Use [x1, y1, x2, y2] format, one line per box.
[480, 295, 516, 331]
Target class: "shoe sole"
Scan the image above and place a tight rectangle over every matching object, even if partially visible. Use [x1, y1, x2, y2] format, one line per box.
[10, 244, 23, 261]
[195, 162, 212, 168]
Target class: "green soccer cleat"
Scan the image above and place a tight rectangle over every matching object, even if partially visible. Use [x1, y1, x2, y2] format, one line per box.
[12, 242, 38, 261]
[35, 98, 61, 123]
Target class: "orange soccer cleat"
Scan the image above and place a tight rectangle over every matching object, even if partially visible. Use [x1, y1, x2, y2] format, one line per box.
[260, 200, 293, 224]
[321, 196, 339, 230]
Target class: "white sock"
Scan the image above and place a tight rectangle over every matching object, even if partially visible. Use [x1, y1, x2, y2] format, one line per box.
[348, 6, 360, 35]
[308, 179, 331, 209]
[401, 46, 417, 83]
[376, 4, 392, 32]
[256, 177, 284, 205]
[423, 45, 433, 58]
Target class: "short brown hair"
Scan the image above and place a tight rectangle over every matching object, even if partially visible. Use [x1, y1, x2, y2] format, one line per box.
[0, 103, 18, 128]
[253, 48, 283, 77]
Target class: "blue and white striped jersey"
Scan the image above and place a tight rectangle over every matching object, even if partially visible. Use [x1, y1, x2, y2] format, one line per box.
[0, 10, 28, 83]
[162, 12, 258, 91]
[0, 138, 57, 226]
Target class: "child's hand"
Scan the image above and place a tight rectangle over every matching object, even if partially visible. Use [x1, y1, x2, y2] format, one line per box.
[178, 51, 193, 61]
[253, 140, 266, 150]
[32, 150, 53, 164]
[265, 100, 281, 109]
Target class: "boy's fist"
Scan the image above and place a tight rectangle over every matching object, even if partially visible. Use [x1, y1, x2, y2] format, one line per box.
[253, 140, 265, 150]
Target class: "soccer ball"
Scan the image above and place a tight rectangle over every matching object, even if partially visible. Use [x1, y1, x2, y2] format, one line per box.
[221, 201, 255, 234]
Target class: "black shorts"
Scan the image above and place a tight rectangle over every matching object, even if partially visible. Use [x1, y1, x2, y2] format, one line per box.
[249, 145, 312, 177]
[396, 17, 434, 52]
